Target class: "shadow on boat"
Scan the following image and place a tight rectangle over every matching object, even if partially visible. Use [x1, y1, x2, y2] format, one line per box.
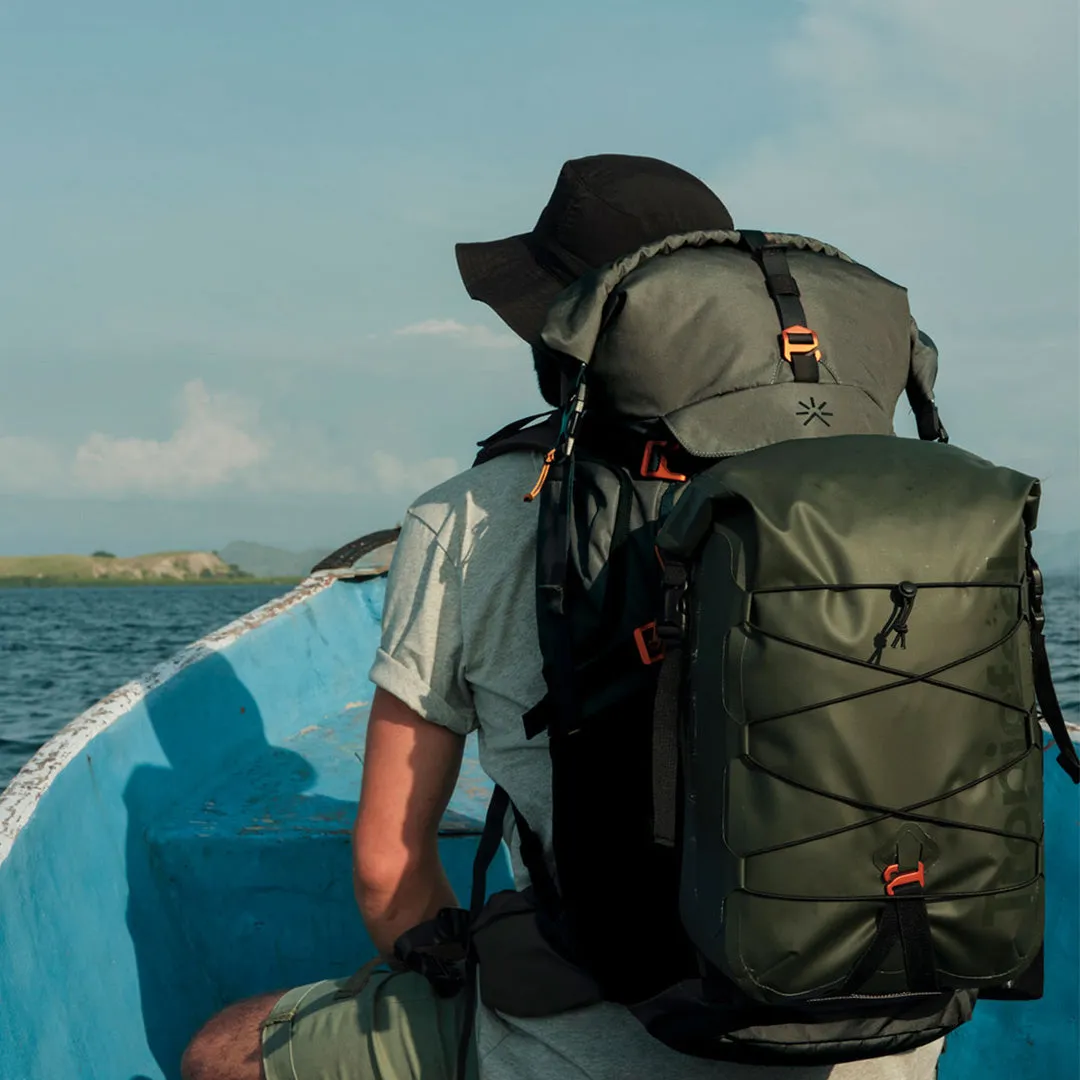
[122, 649, 364, 1079]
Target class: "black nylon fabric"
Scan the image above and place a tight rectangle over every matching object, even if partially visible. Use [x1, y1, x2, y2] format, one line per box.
[471, 889, 604, 1017]
[631, 981, 975, 1065]
[536, 453, 698, 1003]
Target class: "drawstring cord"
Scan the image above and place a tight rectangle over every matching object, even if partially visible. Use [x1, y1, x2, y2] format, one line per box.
[521, 367, 588, 502]
[870, 582, 919, 665]
[524, 450, 556, 503]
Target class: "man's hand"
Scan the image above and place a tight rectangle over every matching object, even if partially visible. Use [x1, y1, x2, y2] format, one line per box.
[352, 687, 465, 955]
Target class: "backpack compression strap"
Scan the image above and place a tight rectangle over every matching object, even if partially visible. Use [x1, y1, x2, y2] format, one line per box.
[650, 558, 689, 847]
[906, 328, 948, 443]
[738, 230, 821, 383]
[738, 229, 949, 442]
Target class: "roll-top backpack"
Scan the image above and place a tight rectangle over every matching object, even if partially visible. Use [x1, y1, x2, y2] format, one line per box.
[393, 230, 1080, 1076]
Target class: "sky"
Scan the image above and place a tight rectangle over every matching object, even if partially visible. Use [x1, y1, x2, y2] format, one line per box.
[1, 0, 1077, 555]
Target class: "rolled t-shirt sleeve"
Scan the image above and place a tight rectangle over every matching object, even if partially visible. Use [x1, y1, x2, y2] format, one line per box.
[367, 508, 478, 735]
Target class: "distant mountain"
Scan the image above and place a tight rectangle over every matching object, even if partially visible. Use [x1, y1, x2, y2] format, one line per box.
[1034, 531, 1079, 577]
[218, 541, 333, 579]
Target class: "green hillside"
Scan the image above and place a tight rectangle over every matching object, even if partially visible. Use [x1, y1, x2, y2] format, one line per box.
[0, 551, 298, 587]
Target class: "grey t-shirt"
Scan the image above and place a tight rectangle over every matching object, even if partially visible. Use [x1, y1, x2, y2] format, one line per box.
[368, 451, 943, 1080]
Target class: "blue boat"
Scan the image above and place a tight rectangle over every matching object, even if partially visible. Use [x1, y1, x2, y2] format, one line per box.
[0, 534, 1076, 1079]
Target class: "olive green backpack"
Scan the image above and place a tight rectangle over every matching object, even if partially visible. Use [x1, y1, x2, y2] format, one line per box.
[403, 229, 1080, 1072]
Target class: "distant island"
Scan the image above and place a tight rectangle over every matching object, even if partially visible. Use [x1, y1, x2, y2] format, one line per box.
[0, 549, 309, 588]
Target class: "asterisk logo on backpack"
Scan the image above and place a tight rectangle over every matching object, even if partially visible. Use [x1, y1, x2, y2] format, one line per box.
[795, 397, 833, 426]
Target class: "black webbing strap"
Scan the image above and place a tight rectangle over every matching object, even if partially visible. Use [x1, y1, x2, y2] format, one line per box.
[652, 559, 689, 846]
[521, 695, 555, 740]
[471, 787, 512, 919]
[455, 787, 567, 1079]
[510, 801, 562, 916]
[473, 411, 560, 467]
[894, 882, 939, 993]
[531, 446, 582, 740]
[476, 411, 554, 450]
[1027, 547, 1080, 783]
[467, 786, 559, 915]
[843, 888, 939, 995]
[904, 370, 948, 444]
[391, 906, 470, 998]
[536, 449, 573, 621]
[739, 229, 820, 383]
[651, 648, 681, 847]
[1033, 622, 1080, 782]
[456, 785, 511, 1080]
[906, 328, 949, 443]
[841, 905, 896, 992]
[842, 825, 939, 994]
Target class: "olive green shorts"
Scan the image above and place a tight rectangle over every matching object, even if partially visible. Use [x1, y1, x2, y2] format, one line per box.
[261, 958, 478, 1080]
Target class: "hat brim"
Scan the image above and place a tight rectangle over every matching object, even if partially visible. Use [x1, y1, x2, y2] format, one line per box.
[456, 234, 567, 345]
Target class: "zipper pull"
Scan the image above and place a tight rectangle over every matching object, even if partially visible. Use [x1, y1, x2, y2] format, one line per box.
[524, 449, 556, 502]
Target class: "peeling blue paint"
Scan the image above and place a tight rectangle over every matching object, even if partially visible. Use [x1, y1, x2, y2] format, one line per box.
[0, 577, 510, 1079]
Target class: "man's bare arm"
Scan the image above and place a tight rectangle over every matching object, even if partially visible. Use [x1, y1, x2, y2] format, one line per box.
[352, 687, 465, 955]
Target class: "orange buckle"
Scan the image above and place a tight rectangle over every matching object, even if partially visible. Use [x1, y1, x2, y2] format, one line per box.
[640, 440, 688, 482]
[780, 324, 821, 363]
[883, 861, 926, 896]
[633, 621, 665, 665]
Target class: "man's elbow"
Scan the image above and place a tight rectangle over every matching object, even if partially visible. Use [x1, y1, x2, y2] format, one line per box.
[352, 819, 435, 900]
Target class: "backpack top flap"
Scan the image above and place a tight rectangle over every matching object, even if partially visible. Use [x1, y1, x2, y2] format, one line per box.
[656, 434, 1040, 583]
[539, 229, 935, 457]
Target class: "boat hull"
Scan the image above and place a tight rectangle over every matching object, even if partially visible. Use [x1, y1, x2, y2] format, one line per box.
[0, 574, 1075, 1078]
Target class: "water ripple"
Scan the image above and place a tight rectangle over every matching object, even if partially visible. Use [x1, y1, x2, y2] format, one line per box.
[0, 577, 1076, 794]
[0, 584, 292, 790]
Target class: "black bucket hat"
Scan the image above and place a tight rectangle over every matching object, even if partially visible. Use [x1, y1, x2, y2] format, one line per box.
[456, 154, 733, 345]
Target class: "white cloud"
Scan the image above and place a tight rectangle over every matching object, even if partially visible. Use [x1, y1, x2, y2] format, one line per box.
[394, 319, 520, 350]
[715, 0, 1078, 522]
[0, 381, 267, 498]
[719, 1, 1074, 263]
[0, 381, 464, 504]
[71, 380, 267, 495]
[370, 451, 458, 496]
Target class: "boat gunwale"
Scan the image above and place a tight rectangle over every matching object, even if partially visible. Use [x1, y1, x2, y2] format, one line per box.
[0, 568, 380, 868]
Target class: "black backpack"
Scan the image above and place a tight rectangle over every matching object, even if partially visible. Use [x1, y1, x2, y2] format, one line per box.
[394, 230, 1080, 1075]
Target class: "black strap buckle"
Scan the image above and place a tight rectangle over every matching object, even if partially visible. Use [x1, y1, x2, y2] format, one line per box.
[1028, 559, 1046, 634]
[657, 559, 689, 644]
[392, 907, 470, 998]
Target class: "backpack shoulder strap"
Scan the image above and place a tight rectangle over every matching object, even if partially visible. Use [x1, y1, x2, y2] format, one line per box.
[473, 411, 560, 467]
[1027, 536, 1080, 783]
